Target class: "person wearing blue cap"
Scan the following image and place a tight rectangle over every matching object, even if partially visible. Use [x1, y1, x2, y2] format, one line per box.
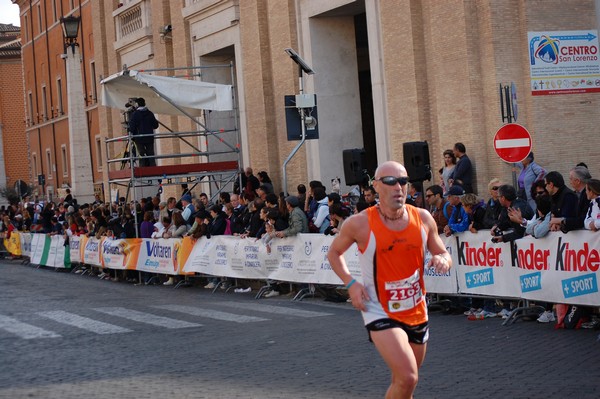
[442, 185, 468, 236]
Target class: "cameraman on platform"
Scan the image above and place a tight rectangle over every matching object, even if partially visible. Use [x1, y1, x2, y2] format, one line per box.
[490, 184, 534, 243]
[128, 97, 159, 167]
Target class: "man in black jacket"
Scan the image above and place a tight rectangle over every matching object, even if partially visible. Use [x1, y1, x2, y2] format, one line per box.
[491, 185, 534, 243]
[545, 171, 578, 231]
[128, 97, 159, 166]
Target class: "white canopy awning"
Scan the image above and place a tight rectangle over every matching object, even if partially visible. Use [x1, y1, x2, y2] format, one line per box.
[100, 70, 233, 116]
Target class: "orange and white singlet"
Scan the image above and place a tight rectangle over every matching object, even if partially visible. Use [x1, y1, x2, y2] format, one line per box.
[358, 205, 428, 327]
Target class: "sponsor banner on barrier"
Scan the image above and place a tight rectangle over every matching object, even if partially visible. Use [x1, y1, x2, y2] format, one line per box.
[70, 235, 82, 264]
[136, 238, 181, 275]
[83, 237, 101, 266]
[12, 230, 600, 306]
[20, 232, 32, 257]
[452, 232, 523, 298]
[514, 231, 600, 305]
[99, 238, 142, 270]
[4, 232, 21, 256]
[30, 233, 49, 265]
[424, 241, 459, 295]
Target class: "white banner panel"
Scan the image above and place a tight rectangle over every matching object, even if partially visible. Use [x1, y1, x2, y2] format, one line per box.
[136, 238, 181, 275]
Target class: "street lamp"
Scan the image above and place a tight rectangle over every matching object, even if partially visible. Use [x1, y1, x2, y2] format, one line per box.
[60, 15, 80, 53]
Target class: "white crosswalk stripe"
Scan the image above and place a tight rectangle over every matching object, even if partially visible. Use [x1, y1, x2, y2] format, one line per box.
[93, 307, 202, 329]
[0, 314, 61, 339]
[37, 310, 132, 335]
[154, 304, 269, 323]
[216, 302, 332, 318]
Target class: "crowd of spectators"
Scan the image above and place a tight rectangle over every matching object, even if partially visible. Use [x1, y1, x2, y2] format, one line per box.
[1, 157, 598, 329]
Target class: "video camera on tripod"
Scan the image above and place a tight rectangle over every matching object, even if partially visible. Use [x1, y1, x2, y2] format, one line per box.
[121, 97, 140, 127]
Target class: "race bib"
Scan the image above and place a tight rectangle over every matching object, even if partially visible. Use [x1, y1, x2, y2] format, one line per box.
[384, 269, 423, 313]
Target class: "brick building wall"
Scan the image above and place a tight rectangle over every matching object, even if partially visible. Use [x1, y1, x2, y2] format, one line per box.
[0, 59, 29, 186]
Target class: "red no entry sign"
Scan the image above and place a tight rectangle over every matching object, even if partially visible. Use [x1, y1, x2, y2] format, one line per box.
[493, 123, 532, 163]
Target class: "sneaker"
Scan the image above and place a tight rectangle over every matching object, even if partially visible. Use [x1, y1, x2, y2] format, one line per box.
[498, 309, 512, 319]
[163, 278, 174, 286]
[537, 310, 556, 323]
[98, 272, 106, 279]
[234, 288, 243, 293]
[481, 310, 497, 318]
[239, 287, 251, 293]
[463, 308, 481, 316]
[581, 319, 600, 329]
[264, 290, 280, 298]
[204, 282, 215, 289]
[467, 312, 484, 321]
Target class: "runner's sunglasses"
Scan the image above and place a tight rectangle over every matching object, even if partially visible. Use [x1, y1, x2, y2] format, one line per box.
[376, 176, 409, 186]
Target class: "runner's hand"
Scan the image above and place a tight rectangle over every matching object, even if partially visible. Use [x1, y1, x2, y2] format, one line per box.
[348, 282, 370, 312]
[428, 254, 450, 274]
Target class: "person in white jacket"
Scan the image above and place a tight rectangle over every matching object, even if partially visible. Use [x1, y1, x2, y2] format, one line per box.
[583, 179, 600, 232]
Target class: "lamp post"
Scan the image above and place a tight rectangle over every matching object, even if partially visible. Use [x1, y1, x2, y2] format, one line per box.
[60, 15, 95, 204]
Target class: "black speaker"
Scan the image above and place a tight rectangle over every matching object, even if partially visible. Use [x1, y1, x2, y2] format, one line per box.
[403, 141, 431, 182]
[343, 149, 367, 186]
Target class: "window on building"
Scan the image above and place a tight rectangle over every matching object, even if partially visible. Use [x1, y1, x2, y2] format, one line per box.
[27, 92, 34, 125]
[46, 149, 53, 179]
[56, 78, 63, 115]
[61, 145, 68, 177]
[41, 85, 48, 121]
[24, 14, 29, 41]
[37, 4, 42, 34]
[95, 136, 103, 171]
[90, 61, 97, 101]
[70, 0, 75, 11]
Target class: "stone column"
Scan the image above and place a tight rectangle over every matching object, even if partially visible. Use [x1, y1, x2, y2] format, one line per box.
[65, 45, 95, 204]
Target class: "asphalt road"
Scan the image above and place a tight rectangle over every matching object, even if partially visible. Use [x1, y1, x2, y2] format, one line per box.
[0, 260, 598, 399]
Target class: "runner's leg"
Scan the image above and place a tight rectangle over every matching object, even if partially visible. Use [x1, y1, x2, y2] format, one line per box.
[371, 328, 426, 399]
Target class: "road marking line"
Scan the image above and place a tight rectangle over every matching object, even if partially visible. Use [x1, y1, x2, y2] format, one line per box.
[93, 307, 202, 329]
[217, 302, 332, 318]
[154, 305, 269, 323]
[37, 310, 132, 335]
[0, 314, 61, 339]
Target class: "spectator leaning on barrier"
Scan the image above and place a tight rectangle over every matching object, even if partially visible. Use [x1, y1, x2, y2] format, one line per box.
[482, 178, 503, 229]
[491, 185, 534, 243]
[443, 185, 467, 236]
[560, 165, 592, 232]
[275, 196, 308, 238]
[584, 179, 600, 232]
[545, 171, 579, 232]
[180, 195, 195, 227]
[461, 193, 486, 233]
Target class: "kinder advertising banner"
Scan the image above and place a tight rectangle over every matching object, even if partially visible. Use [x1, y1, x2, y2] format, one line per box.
[529, 30, 600, 95]
[452, 232, 523, 298]
[514, 231, 600, 305]
[100, 238, 142, 270]
[136, 238, 181, 275]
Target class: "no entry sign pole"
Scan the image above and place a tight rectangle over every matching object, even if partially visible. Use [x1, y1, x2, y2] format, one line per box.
[493, 123, 533, 188]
